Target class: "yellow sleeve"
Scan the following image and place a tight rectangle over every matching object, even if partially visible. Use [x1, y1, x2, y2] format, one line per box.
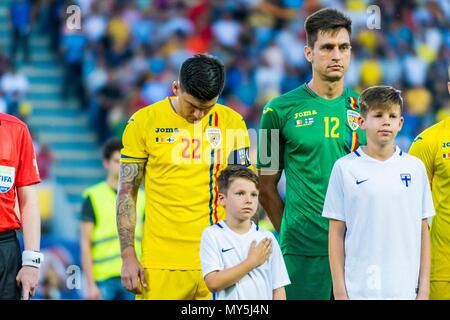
[234, 114, 251, 149]
[120, 111, 148, 163]
[408, 132, 436, 183]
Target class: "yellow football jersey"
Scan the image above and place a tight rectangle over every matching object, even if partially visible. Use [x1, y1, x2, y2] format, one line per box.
[409, 117, 450, 281]
[121, 97, 251, 270]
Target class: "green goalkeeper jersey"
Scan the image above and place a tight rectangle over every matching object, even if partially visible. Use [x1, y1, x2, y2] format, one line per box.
[257, 83, 366, 256]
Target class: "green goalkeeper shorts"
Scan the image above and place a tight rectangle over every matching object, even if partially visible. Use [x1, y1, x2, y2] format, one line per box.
[284, 254, 333, 300]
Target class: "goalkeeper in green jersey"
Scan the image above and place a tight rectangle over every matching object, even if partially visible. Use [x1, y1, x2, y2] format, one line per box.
[257, 8, 366, 300]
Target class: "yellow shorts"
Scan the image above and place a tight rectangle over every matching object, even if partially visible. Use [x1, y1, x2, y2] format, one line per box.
[136, 269, 211, 300]
[430, 281, 450, 300]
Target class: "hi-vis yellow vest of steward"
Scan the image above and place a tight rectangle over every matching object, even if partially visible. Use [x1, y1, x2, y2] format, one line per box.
[83, 182, 145, 282]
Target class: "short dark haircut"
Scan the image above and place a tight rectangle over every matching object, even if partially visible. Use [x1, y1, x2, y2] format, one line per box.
[359, 86, 403, 117]
[218, 166, 259, 195]
[102, 137, 123, 160]
[179, 54, 225, 101]
[304, 8, 352, 48]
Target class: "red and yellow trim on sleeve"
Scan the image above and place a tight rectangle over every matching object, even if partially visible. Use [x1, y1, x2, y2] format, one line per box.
[208, 148, 221, 225]
[208, 112, 219, 127]
[349, 131, 359, 152]
[347, 96, 358, 110]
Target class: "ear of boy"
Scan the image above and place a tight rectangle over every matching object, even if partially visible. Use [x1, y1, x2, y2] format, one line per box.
[218, 193, 226, 207]
[358, 116, 366, 129]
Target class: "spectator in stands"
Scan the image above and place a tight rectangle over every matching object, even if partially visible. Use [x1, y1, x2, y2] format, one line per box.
[0, 92, 7, 114]
[47, 0, 64, 53]
[47, 0, 449, 159]
[0, 62, 29, 117]
[94, 69, 124, 143]
[9, 0, 33, 63]
[60, 25, 87, 109]
[35, 142, 54, 181]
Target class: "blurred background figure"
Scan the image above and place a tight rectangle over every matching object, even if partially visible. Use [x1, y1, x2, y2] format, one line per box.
[0, 61, 29, 118]
[80, 138, 145, 300]
[60, 24, 87, 109]
[33, 240, 82, 299]
[9, 0, 33, 64]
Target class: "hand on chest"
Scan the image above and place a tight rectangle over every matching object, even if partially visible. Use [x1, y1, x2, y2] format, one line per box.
[219, 234, 270, 269]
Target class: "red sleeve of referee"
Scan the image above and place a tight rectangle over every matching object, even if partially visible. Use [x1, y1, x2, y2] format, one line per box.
[15, 125, 40, 187]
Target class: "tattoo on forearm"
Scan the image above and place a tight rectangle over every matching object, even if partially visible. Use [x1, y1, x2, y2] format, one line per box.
[117, 162, 145, 252]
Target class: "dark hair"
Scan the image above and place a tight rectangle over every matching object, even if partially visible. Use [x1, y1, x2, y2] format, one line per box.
[304, 8, 352, 48]
[218, 166, 259, 195]
[359, 86, 403, 117]
[179, 54, 225, 101]
[102, 138, 123, 160]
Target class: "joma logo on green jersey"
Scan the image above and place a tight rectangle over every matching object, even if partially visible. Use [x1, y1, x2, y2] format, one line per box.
[294, 110, 317, 119]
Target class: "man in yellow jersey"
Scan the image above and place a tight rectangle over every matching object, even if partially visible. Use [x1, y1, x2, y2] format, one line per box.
[409, 80, 450, 299]
[116, 54, 251, 300]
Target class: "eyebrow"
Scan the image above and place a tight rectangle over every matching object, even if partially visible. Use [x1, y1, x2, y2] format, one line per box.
[319, 42, 351, 48]
[372, 110, 399, 114]
[187, 100, 215, 110]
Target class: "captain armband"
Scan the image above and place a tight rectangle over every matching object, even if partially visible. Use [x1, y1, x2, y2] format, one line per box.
[228, 147, 251, 167]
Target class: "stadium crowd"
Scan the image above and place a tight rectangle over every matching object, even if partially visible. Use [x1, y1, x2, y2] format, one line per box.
[2, 0, 449, 172]
[56, 0, 449, 148]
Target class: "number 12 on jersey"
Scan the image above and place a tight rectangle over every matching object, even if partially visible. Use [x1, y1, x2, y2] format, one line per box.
[324, 117, 340, 138]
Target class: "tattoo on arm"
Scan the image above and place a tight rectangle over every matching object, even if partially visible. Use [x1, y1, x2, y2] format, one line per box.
[117, 162, 145, 253]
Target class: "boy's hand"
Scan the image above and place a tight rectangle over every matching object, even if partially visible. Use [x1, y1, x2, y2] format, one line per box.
[246, 238, 272, 268]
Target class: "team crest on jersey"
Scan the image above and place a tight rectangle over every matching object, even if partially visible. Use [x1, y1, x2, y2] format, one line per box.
[206, 128, 222, 148]
[400, 173, 411, 187]
[347, 110, 360, 131]
[0, 165, 15, 193]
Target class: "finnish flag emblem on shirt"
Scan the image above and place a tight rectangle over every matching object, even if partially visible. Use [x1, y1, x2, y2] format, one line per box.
[400, 173, 411, 187]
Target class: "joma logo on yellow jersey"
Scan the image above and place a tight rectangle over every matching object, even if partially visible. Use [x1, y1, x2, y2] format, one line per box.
[294, 110, 317, 119]
[155, 127, 179, 133]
